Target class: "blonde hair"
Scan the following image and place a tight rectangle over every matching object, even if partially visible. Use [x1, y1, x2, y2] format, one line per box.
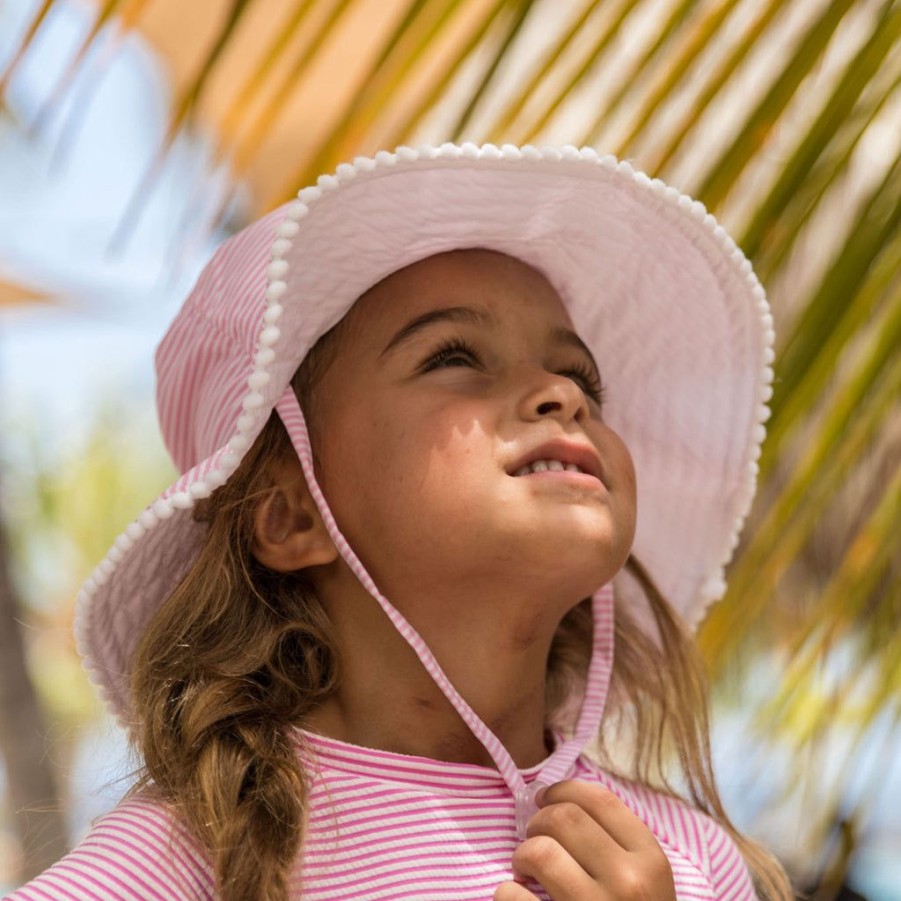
[131, 333, 792, 901]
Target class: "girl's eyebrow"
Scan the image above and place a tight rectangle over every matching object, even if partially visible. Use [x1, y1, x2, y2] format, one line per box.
[379, 308, 599, 375]
[380, 306, 490, 357]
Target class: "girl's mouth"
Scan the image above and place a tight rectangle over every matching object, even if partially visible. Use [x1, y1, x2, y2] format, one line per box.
[512, 459, 586, 476]
[507, 440, 606, 486]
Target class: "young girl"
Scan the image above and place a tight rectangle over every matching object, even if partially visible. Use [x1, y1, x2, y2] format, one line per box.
[9, 144, 791, 901]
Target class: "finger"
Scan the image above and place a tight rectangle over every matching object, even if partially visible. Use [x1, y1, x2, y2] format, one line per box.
[526, 800, 621, 880]
[538, 781, 661, 854]
[494, 881, 540, 901]
[511, 834, 599, 900]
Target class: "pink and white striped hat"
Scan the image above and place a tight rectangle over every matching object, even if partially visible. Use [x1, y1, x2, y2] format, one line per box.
[75, 144, 773, 745]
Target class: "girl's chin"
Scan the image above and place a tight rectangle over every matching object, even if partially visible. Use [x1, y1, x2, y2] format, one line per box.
[519, 527, 631, 566]
[502, 544, 627, 595]
[539, 542, 631, 592]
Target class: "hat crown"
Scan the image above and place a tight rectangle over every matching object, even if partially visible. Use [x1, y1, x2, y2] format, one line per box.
[155, 209, 285, 474]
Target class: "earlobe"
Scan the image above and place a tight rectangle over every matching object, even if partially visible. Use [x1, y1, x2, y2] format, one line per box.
[251, 465, 339, 572]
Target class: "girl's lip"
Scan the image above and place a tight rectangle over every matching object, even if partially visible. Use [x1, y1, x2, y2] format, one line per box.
[506, 440, 606, 486]
[516, 468, 607, 495]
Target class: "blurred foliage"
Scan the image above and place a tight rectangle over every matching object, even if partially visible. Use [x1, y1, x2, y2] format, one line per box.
[1, 0, 899, 877]
[1, 406, 173, 725]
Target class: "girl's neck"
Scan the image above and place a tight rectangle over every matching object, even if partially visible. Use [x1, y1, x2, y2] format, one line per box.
[305, 568, 563, 769]
[306, 677, 551, 768]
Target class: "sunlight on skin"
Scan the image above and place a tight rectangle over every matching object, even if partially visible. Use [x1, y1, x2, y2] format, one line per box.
[268, 250, 636, 769]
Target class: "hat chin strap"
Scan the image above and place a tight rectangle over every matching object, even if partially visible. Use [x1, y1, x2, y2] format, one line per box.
[276, 390, 614, 839]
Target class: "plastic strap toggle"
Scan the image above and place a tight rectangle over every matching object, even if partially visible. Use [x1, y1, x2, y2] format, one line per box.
[515, 781, 548, 841]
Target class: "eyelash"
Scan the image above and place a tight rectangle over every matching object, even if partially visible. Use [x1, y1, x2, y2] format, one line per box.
[420, 338, 481, 372]
[559, 363, 606, 406]
[420, 338, 606, 406]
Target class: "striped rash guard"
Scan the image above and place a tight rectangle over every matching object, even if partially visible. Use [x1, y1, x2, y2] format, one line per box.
[7, 730, 756, 901]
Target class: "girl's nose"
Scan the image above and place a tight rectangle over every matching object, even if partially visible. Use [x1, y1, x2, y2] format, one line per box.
[517, 371, 590, 424]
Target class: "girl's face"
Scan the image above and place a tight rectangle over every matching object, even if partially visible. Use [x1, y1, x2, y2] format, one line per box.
[310, 250, 636, 617]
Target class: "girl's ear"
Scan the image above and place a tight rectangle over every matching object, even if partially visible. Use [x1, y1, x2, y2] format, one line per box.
[251, 456, 339, 572]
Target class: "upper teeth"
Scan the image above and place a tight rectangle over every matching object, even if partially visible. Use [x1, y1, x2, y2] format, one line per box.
[514, 459, 584, 476]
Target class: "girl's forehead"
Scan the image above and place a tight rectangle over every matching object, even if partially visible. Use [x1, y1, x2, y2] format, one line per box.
[340, 248, 572, 335]
[365, 247, 554, 293]
[300, 249, 580, 389]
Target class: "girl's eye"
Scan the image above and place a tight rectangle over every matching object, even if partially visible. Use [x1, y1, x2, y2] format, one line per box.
[560, 364, 606, 406]
[420, 339, 482, 373]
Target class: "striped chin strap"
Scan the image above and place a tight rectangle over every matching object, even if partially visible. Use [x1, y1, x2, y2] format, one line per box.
[276, 390, 615, 839]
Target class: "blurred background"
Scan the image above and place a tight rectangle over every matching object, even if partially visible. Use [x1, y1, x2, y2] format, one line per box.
[0, 0, 898, 896]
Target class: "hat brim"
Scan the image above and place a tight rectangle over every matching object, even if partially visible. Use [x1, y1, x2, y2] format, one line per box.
[76, 145, 772, 722]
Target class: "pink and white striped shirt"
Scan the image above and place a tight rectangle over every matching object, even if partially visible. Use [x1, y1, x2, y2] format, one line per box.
[8, 731, 755, 900]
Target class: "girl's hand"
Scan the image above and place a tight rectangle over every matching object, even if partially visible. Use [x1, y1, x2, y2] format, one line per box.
[494, 780, 676, 901]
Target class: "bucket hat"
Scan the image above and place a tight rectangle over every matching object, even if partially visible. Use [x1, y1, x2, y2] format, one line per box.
[75, 143, 773, 754]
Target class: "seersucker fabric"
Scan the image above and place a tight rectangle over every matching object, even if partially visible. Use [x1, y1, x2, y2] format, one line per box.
[6, 733, 756, 901]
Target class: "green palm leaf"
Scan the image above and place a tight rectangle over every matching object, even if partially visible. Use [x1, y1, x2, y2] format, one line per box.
[694, 0, 861, 209]
[739, 1, 901, 260]
[754, 62, 901, 283]
[644, 0, 788, 174]
[578, 0, 704, 148]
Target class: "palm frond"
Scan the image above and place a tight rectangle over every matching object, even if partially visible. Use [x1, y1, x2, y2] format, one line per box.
[701, 287, 901, 669]
[0, 0, 55, 95]
[770, 149, 900, 432]
[29, 0, 137, 134]
[510, 0, 644, 144]
[761, 461, 901, 740]
[739, 1, 901, 260]
[694, 0, 862, 210]
[278, 0, 481, 198]
[610, 0, 743, 159]
[644, 0, 788, 175]
[449, 0, 534, 141]
[229, 0, 362, 181]
[578, 0, 704, 148]
[215, 0, 321, 152]
[754, 61, 901, 284]
[483, 0, 601, 143]
[383, 0, 509, 148]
